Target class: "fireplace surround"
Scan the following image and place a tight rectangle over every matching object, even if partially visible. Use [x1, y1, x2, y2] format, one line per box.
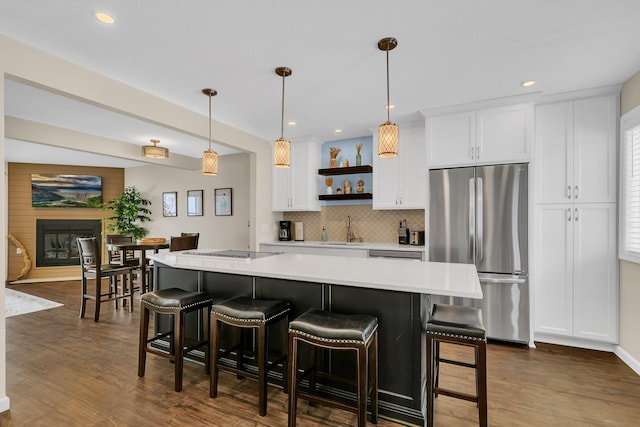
[36, 219, 102, 267]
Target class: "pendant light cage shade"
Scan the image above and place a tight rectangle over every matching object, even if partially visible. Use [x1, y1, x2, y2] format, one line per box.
[378, 37, 399, 159]
[142, 139, 169, 159]
[274, 67, 292, 168]
[202, 88, 218, 176]
[203, 150, 218, 176]
[274, 137, 291, 168]
[378, 121, 399, 158]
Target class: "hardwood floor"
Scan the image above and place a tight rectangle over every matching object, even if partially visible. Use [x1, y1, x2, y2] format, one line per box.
[2, 281, 640, 426]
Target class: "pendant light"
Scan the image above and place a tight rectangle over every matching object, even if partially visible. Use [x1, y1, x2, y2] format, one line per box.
[142, 139, 168, 159]
[378, 37, 399, 158]
[202, 88, 218, 176]
[274, 66, 292, 168]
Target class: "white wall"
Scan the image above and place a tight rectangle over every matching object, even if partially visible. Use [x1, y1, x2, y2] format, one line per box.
[618, 69, 640, 373]
[1, 51, 11, 412]
[126, 153, 251, 250]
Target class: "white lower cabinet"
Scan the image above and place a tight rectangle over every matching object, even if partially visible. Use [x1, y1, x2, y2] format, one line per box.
[534, 203, 617, 343]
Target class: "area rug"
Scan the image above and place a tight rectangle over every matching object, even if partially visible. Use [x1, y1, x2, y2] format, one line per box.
[4, 288, 64, 318]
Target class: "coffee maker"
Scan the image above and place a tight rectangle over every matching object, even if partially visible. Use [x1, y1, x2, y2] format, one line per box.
[279, 221, 292, 241]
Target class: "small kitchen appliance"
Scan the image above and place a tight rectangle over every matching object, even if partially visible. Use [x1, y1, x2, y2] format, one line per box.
[398, 220, 409, 245]
[410, 231, 425, 246]
[279, 221, 292, 241]
[294, 222, 304, 241]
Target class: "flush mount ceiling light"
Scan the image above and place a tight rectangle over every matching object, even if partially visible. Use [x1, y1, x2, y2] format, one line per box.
[142, 139, 168, 159]
[378, 37, 399, 159]
[274, 66, 292, 168]
[202, 88, 219, 176]
[95, 12, 114, 24]
[521, 80, 536, 87]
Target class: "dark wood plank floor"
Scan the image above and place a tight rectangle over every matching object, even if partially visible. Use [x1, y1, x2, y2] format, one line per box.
[2, 281, 640, 426]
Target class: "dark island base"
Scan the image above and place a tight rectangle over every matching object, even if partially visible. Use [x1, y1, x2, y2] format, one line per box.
[154, 262, 429, 426]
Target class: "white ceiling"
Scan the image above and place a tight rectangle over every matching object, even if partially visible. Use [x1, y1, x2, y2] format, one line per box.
[2, 0, 640, 167]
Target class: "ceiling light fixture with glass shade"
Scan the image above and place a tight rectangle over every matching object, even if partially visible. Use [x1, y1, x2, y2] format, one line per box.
[378, 37, 399, 159]
[202, 88, 218, 176]
[274, 66, 292, 168]
[142, 139, 168, 159]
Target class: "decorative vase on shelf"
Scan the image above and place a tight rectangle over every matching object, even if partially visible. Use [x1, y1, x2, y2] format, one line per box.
[356, 143, 362, 166]
[325, 177, 333, 194]
[329, 146, 341, 168]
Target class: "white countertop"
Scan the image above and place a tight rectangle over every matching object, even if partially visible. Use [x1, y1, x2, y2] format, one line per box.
[150, 249, 481, 299]
[261, 240, 426, 252]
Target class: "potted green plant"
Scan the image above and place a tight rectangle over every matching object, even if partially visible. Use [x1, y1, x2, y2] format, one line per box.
[103, 186, 152, 240]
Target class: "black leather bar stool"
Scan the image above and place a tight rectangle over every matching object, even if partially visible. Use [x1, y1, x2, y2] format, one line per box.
[210, 296, 291, 416]
[138, 288, 214, 392]
[425, 303, 488, 427]
[288, 309, 378, 427]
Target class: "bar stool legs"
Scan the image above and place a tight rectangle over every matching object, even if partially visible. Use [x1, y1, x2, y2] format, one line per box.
[425, 304, 488, 427]
[209, 297, 291, 417]
[288, 309, 378, 427]
[138, 288, 214, 392]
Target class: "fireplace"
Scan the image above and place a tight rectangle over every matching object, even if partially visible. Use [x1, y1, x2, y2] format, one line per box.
[36, 219, 102, 267]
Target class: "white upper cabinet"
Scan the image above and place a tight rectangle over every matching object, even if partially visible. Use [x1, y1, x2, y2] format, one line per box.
[535, 95, 617, 204]
[426, 104, 532, 168]
[373, 122, 426, 210]
[272, 138, 321, 212]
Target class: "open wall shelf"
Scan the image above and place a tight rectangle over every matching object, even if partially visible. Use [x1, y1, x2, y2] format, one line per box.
[318, 165, 373, 176]
[319, 193, 372, 201]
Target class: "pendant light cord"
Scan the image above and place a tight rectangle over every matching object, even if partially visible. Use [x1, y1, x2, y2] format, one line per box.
[208, 93, 212, 150]
[280, 73, 286, 138]
[386, 47, 391, 123]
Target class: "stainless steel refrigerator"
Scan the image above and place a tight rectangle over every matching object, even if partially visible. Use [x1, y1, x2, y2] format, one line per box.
[429, 163, 529, 343]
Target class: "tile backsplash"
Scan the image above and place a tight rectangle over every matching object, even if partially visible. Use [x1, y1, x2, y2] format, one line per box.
[284, 206, 425, 243]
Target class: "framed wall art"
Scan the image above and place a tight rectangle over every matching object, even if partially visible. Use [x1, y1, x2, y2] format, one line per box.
[162, 191, 177, 217]
[187, 190, 204, 216]
[214, 188, 232, 216]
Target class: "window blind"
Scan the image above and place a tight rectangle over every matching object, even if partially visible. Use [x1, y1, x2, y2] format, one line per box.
[621, 118, 640, 263]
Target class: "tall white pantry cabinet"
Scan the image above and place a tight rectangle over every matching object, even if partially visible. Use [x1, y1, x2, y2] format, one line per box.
[534, 94, 618, 344]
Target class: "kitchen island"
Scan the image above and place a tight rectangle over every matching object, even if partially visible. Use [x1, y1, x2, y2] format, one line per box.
[149, 250, 481, 425]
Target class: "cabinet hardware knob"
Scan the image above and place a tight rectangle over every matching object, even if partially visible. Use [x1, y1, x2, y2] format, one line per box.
[567, 208, 572, 221]
[575, 208, 578, 221]
[567, 185, 572, 199]
[574, 185, 579, 199]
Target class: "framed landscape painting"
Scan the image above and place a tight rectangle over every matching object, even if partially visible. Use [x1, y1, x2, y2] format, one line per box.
[31, 174, 102, 208]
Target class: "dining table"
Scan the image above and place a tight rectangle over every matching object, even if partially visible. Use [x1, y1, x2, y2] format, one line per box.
[106, 240, 170, 292]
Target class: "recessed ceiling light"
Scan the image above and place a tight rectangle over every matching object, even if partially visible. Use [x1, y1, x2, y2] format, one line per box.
[287, 121, 296, 126]
[95, 12, 115, 24]
[334, 129, 343, 133]
[385, 104, 395, 110]
[521, 80, 536, 87]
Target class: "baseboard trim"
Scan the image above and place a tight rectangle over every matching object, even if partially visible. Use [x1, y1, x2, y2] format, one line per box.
[8, 276, 80, 285]
[0, 396, 10, 413]
[614, 346, 640, 376]
[534, 334, 616, 352]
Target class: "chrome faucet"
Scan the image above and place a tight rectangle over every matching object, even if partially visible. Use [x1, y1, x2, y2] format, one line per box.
[346, 215, 355, 242]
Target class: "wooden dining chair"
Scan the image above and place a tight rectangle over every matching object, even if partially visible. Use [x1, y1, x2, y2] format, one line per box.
[170, 235, 198, 252]
[180, 232, 200, 248]
[105, 234, 139, 266]
[77, 237, 136, 321]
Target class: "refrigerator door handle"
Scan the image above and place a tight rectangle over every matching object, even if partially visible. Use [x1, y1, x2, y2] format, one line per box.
[469, 177, 475, 261]
[476, 176, 483, 262]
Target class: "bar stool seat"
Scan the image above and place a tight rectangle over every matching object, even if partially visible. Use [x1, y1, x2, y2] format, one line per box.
[288, 309, 378, 427]
[138, 288, 214, 392]
[425, 303, 488, 427]
[210, 296, 291, 417]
